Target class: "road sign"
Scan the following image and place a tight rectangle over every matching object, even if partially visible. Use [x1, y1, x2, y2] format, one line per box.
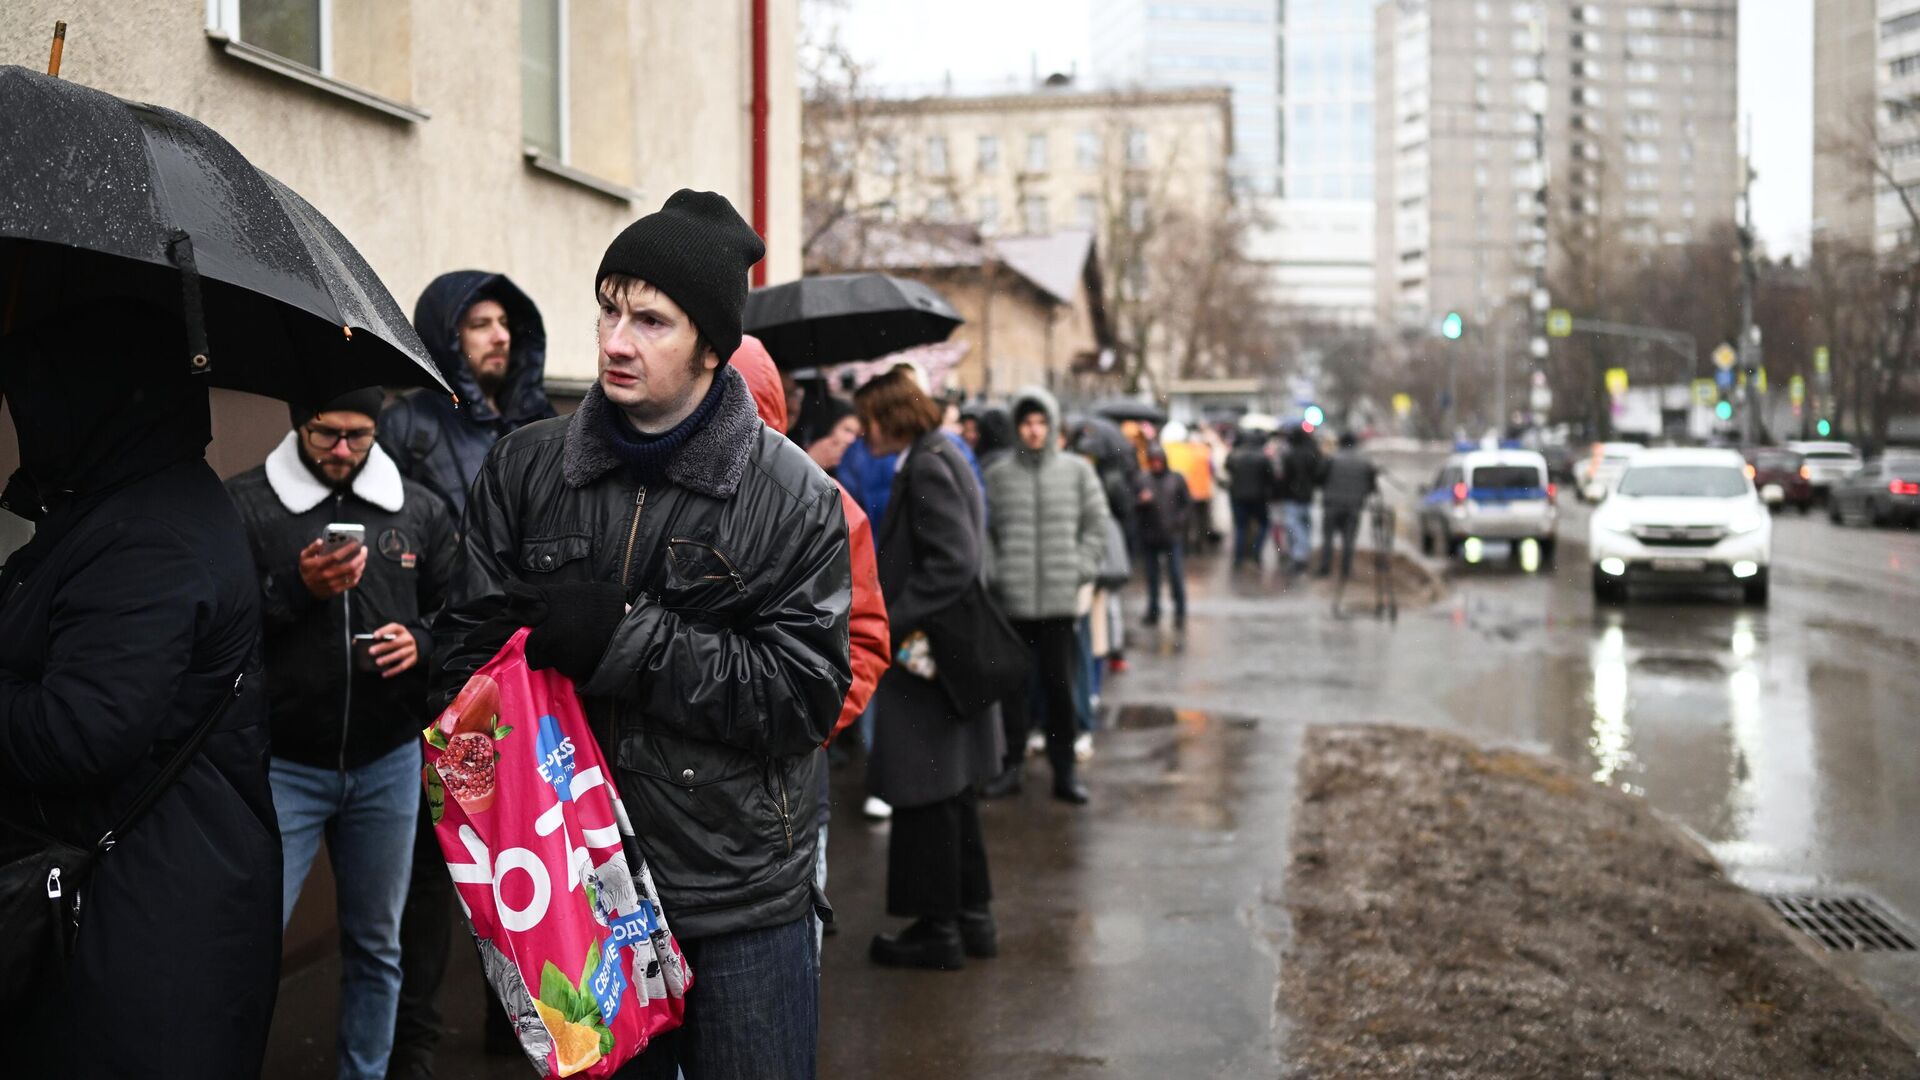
[1712, 343, 1737, 371]
[1547, 308, 1573, 338]
[1789, 375, 1806, 405]
[1692, 379, 1716, 406]
[1605, 367, 1629, 397]
[1756, 368, 1769, 394]
[1814, 346, 1830, 376]
[1715, 368, 1734, 389]
[1391, 392, 1413, 418]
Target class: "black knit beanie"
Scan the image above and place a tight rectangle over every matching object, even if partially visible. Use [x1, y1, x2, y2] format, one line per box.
[289, 385, 386, 429]
[596, 189, 766, 364]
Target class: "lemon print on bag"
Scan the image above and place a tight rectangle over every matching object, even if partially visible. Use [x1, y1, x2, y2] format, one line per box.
[534, 940, 617, 1076]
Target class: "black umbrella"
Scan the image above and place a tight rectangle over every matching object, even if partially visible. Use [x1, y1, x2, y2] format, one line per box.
[1094, 399, 1168, 426]
[0, 65, 448, 403]
[744, 272, 962, 369]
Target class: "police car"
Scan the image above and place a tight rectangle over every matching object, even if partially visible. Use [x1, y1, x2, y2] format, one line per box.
[1418, 448, 1559, 566]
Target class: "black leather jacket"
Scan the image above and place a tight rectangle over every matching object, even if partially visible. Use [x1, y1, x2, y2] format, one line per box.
[432, 367, 852, 940]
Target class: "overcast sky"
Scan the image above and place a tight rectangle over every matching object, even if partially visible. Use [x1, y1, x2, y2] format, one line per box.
[826, 0, 1815, 258]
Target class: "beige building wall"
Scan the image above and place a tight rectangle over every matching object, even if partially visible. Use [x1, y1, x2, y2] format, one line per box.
[1812, 0, 1875, 250]
[813, 86, 1233, 247]
[1378, 0, 1740, 332]
[1, 0, 802, 386]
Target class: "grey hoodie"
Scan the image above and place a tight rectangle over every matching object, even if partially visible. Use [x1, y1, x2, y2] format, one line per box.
[982, 386, 1112, 620]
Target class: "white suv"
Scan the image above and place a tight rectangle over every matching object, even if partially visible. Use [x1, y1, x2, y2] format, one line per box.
[1589, 448, 1772, 605]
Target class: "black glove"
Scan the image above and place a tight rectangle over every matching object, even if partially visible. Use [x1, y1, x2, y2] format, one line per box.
[466, 581, 551, 662]
[523, 581, 627, 684]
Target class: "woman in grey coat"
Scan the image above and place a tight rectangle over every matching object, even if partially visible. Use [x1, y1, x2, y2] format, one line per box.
[856, 368, 1004, 971]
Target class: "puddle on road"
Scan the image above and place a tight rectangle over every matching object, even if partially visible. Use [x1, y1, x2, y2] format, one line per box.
[1095, 704, 1261, 831]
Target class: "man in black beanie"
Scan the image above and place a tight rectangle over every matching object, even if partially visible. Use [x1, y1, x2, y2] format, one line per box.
[225, 387, 456, 1080]
[431, 190, 852, 1080]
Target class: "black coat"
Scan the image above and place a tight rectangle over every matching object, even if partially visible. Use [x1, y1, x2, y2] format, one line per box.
[380, 271, 556, 516]
[433, 368, 851, 940]
[0, 311, 279, 1078]
[867, 430, 1004, 809]
[1136, 468, 1194, 550]
[1277, 440, 1322, 504]
[1226, 439, 1276, 503]
[226, 439, 454, 770]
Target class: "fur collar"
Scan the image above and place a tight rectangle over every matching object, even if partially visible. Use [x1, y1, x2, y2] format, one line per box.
[562, 366, 760, 498]
[264, 431, 405, 514]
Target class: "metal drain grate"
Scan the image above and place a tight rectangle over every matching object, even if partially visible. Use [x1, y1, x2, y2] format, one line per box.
[1764, 895, 1918, 953]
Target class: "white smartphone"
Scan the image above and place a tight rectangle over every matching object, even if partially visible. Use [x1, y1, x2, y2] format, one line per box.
[323, 523, 366, 553]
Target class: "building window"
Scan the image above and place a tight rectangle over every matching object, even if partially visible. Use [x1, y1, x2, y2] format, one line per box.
[927, 196, 954, 223]
[1627, 61, 1658, 83]
[978, 195, 1001, 234]
[1626, 6, 1655, 28]
[1077, 129, 1101, 172]
[521, 0, 565, 160]
[1127, 192, 1149, 231]
[1626, 113, 1660, 135]
[1026, 132, 1050, 173]
[926, 136, 949, 176]
[233, 0, 327, 70]
[1021, 195, 1049, 234]
[1627, 33, 1659, 55]
[1127, 127, 1150, 167]
[1076, 193, 1099, 229]
[978, 135, 1000, 172]
[1626, 168, 1657, 191]
[875, 137, 899, 177]
[1626, 88, 1658, 109]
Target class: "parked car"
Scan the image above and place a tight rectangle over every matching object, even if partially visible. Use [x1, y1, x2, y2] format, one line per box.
[1827, 455, 1920, 527]
[1418, 448, 1559, 566]
[1743, 446, 1813, 514]
[1785, 440, 1862, 499]
[1574, 441, 1643, 502]
[1589, 448, 1771, 605]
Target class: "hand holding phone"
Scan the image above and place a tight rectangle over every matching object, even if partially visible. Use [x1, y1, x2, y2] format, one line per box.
[300, 528, 368, 600]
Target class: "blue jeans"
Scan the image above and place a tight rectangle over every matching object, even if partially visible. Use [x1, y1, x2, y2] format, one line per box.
[1142, 543, 1187, 621]
[1281, 501, 1313, 568]
[616, 918, 819, 1080]
[272, 742, 421, 1080]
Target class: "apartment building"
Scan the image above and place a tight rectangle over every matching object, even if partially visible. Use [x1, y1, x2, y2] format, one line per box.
[1814, 0, 1920, 255]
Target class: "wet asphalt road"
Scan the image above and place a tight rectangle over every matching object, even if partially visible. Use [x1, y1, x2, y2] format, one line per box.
[267, 465, 1920, 1075]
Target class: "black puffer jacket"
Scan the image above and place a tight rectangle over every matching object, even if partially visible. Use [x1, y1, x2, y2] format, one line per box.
[226, 437, 454, 770]
[381, 272, 555, 516]
[433, 367, 852, 941]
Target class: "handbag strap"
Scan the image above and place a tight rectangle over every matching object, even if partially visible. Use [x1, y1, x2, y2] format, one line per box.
[95, 673, 246, 853]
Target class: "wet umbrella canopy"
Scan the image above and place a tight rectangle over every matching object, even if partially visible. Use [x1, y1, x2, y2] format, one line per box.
[743, 272, 962, 369]
[0, 65, 447, 403]
[1094, 399, 1168, 426]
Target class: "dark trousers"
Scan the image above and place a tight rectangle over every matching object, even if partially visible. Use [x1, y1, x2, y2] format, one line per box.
[1002, 617, 1080, 784]
[615, 918, 818, 1080]
[886, 789, 992, 920]
[1141, 542, 1187, 621]
[1230, 499, 1269, 566]
[1319, 504, 1361, 578]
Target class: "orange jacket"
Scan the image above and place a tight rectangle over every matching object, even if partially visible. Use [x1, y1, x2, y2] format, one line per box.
[732, 337, 889, 743]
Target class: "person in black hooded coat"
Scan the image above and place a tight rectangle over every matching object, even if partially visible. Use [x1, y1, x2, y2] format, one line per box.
[0, 294, 281, 1079]
[379, 271, 555, 518]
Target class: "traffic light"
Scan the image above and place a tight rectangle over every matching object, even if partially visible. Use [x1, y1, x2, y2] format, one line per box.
[1441, 311, 1464, 340]
[1303, 404, 1325, 428]
[1817, 418, 1832, 437]
[1714, 400, 1733, 421]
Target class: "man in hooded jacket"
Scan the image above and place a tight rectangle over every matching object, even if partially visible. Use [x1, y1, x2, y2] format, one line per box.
[0, 290, 280, 1079]
[380, 271, 555, 517]
[381, 271, 553, 1075]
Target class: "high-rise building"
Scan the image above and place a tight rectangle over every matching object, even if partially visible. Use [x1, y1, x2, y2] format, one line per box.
[1377, 0, 1739, 335]
[1089, 0, 1376, 326]
[1814, 0, 1920, 255]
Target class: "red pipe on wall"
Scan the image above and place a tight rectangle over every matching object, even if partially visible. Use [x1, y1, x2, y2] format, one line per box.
[750, 0, 769, 287]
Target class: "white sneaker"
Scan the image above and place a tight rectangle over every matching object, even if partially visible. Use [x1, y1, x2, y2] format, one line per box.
[1074, 731, 1094, 762]
[862, 796, 892, 820]
[1026, 731, 1046, 757]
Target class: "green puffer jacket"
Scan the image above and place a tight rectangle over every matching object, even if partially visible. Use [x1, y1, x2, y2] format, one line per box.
[983, 386, 1112, 620]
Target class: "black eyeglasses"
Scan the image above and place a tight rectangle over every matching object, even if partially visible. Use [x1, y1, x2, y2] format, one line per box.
[304, 424, 377, 452]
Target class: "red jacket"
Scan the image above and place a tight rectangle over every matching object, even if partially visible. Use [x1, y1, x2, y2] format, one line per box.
[732, 337, 889, 743]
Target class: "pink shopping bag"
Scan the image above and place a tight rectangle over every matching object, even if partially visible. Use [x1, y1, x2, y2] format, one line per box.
[423, 629, 690, 1077]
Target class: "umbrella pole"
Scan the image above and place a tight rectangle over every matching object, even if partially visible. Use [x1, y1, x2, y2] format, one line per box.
[48, 21, 66, 77]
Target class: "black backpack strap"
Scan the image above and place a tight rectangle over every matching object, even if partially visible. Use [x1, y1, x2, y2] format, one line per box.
[95, 673, 246, 853]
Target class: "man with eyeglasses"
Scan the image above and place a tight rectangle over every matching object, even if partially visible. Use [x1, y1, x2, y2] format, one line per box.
[226, 386, 455, 1080]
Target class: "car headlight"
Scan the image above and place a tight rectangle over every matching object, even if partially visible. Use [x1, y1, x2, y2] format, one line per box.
[1728, 511, 1765, 535]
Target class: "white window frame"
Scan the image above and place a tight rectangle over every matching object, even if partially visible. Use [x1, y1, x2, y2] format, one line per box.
[210, 0, 334, 73]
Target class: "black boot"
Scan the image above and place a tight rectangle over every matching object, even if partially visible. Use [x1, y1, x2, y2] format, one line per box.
[979, 763, 1023, 799]
[957, 906, 998, 958]
[1052, 775, 1090, 804]
[869, 919, 965, 970]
